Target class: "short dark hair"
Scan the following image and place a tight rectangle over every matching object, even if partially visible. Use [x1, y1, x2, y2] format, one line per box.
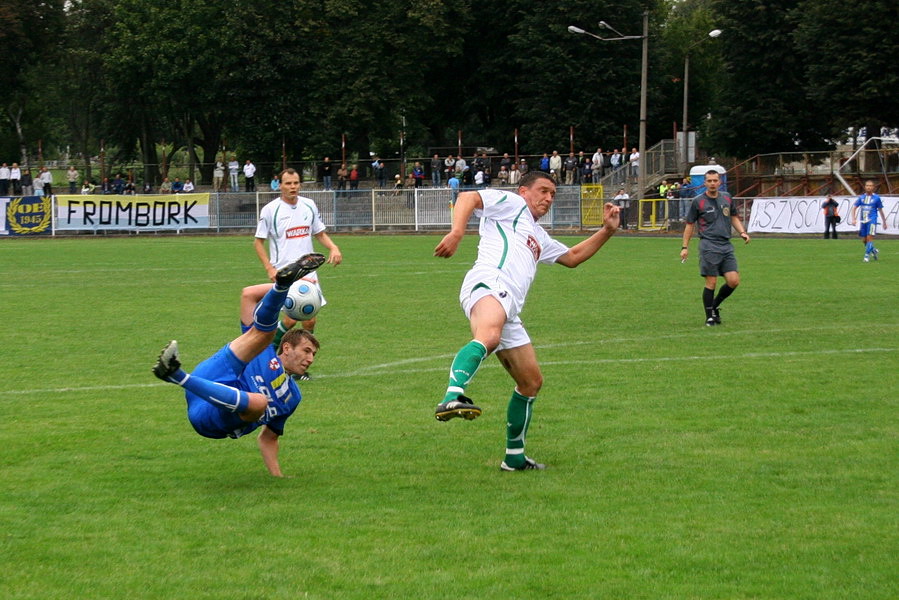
[280, 167, 299, 180]
[519, 170, 555, 189]
[705, 170, 720, 178]
[279, 329, 319, 353]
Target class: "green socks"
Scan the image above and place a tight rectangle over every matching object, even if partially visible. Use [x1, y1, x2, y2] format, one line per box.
[442, 340, 488, 403]
[271, 320, 291, 351]
[504, 389, 535, 469]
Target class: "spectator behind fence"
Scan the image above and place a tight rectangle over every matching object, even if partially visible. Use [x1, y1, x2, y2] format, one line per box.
[0, 163, 9, 195]
[444, 154, 455, 183]
[213, 161, 225, 192]
[549, 150, 562, 176]
[508, 162, 520, 185]
[21, 169, 33, 195]
[592, 148, 606, 179]
[160, 177, 172, 194]
[519, 158, 529, 176]
[228, 156, 240, 191]
[321, 157, 332, 191]
[563, 152, 578, 185]
[67, 166, 79, 194]
[243, 160, 256, 192]
[431, 154, 442, 187]
[39, 166, 53, 196]
[10, 163, 22, 195]
[336, 163, 348, 190]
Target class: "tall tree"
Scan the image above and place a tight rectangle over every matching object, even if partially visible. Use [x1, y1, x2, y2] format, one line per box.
[705, 0, 828, 157]
[793, 0, 899, 137]
[0, 0, 65, 164]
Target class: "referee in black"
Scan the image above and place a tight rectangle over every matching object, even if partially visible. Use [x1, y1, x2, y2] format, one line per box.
[679, 170, 751, 326]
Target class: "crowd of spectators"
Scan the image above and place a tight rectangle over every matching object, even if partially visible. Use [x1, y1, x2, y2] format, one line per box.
[3, 146, 646, 198]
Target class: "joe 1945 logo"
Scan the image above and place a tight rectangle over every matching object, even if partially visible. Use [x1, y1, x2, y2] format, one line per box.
[7, 197, 52, 235]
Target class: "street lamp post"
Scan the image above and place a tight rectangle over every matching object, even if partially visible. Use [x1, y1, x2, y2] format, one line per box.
[569, 11, 649, 217]
[681, 29, 722, 172]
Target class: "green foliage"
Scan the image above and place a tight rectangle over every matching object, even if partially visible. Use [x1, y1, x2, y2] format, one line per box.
[0, 0, 66, 160]
[6, 1, 899, 168]
[705, 0, 829, 156]
[793, 0, 899, 132]
[0, 234, 897, 598]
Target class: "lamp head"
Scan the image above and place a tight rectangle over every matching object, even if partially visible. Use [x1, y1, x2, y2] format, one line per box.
[709, 29, 722, 38]
[568, 25, 585, 34]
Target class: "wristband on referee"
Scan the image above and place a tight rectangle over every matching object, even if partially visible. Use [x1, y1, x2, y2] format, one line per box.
[681, 246, 688, 249]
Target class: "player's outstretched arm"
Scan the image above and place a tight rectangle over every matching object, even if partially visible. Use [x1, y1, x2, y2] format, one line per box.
[258, 426, 284, 477]
[435, 191, 483, 258]
[315, 231, 343, 265]
[556, 203, 619, 268]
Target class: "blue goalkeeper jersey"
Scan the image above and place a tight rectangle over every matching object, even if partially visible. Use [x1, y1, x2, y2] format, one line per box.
[234, 347, 302, 438]
[854, 194, 883, 224]
[187, 332, 302, 439]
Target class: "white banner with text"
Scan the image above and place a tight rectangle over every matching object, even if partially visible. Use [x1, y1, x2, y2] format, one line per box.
[55, 194, 211, 231]
[748, 196, 898, 234]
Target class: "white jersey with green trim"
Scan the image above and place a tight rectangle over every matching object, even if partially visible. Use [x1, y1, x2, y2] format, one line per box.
[471, 188, 569, 300]
[255, 196, 326, 276]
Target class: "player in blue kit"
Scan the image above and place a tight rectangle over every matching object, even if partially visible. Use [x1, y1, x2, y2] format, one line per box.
[153, 252, 325, 477]
[850, 180, 888, 262]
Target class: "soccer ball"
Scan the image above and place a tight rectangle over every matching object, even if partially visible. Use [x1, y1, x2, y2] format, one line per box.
[284, 279, 323, 321]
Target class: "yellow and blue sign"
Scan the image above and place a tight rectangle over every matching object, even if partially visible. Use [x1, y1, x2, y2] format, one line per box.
[1, 196, 53, 236]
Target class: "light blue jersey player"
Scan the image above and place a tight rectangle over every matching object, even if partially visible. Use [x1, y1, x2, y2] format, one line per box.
[851, 180, 889, 262]
[153, 253, 325, 477]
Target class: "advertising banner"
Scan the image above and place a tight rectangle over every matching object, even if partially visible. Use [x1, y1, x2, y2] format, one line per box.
[55, 193, 211, 231]
[748, 196, 899, 234]
[1, 196, 53, 236]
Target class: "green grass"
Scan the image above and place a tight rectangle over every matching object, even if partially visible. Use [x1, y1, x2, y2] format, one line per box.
[1, 233, 896, 599]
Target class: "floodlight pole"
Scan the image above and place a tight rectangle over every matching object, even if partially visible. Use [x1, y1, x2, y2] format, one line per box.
[637, 10, 648, 214]
[569, 13, 649, 221]
[681, 29, 722, 173]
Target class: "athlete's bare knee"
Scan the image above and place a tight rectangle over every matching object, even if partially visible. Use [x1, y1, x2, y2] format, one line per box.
[239, 394, 268, 422]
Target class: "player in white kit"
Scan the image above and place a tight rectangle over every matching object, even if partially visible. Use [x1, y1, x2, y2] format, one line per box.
[434, 171, 620, 470]
[254, 168, 342, 375]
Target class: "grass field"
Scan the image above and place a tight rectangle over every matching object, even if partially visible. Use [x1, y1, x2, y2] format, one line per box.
[1, 232, 896, 599]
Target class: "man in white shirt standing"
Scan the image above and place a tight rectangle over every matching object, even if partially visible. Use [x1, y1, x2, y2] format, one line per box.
[629, 147, 640, 180]
[243, 160, 257, 192]
[0, 163, 9, 196]
[228, 156, 240, 192]
[10, 163, 22, 195]
[254, 168, 343, 378]
[433, 171, 620, 471]
[39, 167, 54, 196]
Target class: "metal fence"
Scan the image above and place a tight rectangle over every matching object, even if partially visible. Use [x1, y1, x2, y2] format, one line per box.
[173, 185, 588, 234]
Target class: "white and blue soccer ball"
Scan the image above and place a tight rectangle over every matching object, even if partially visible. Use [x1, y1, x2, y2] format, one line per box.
[284, 279, 323, 321]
